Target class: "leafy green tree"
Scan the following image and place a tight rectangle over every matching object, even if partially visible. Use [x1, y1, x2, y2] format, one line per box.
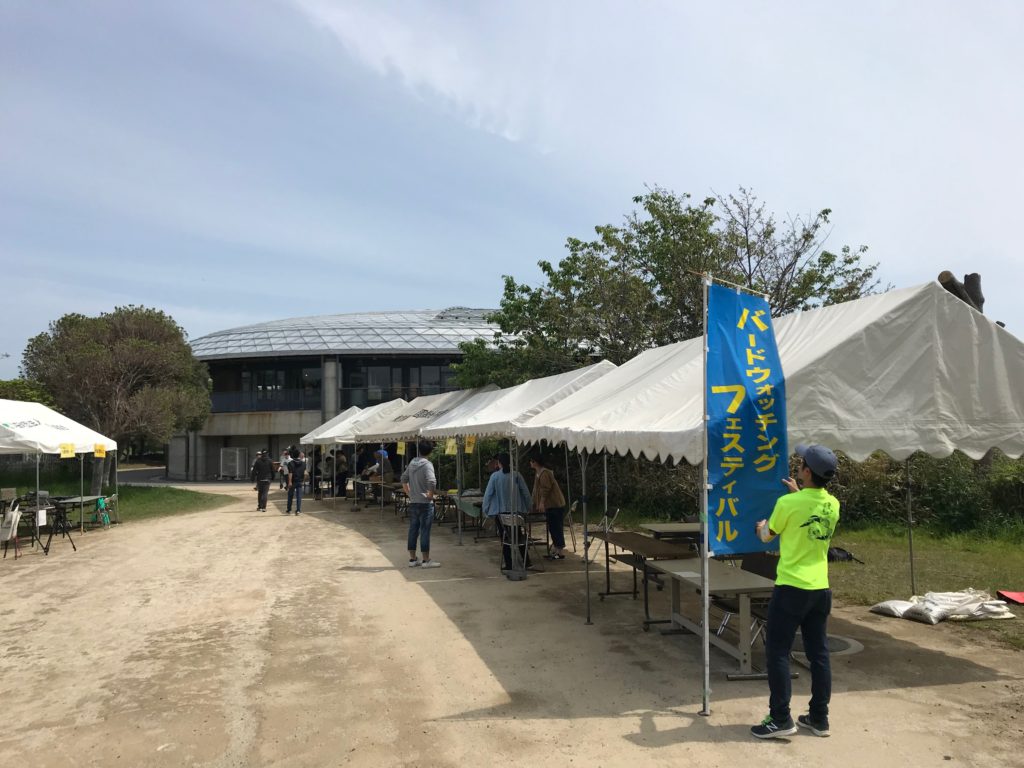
[454, 186, 882, 388]
[0, 378, 55, 407]
[21, 306, 210, 489]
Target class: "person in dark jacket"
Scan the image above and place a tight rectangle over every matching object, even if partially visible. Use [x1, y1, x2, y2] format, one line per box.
[285, 448, 306, 515]
[250, 450, 275, 512]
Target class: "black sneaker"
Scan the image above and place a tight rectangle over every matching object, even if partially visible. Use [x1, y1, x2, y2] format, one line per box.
[797, 714, 830, 737]
[750, 715, 797, 739]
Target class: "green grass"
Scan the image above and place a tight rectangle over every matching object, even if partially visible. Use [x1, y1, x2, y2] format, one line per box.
[2, 471, 232, 523]
[829, 527, 1024, 650]
[614, 509, 1024, 652]
[114, 485, 233, 522]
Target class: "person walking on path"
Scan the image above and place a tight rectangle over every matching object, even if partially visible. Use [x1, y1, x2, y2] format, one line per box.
[401, 441, 440, 568]
[750, 443, 841, 740]
[250, 450, 275, 512]
[278, 450, 290, 489]
[529, 452, 568, 559]
[285, 448, 306, 515]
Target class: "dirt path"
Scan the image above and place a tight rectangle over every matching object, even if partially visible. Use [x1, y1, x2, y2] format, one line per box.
[2, 485, 1022, 767]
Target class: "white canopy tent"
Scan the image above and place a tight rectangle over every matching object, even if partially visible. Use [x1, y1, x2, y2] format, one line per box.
[353, 387, 498, 443]
[0, 399, 117, 455]
[421, 361, 617, 439]
[516, 280, 1024, 709]
[419, 361, 617, 549]
[300, 406, 362, 445]
[309, 399, 407, 445]
[0, 399, 119, 540]
[517, 281, 1024, 462]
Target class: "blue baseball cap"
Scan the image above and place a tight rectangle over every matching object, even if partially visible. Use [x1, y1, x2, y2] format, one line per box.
[795, 444, 838, 479]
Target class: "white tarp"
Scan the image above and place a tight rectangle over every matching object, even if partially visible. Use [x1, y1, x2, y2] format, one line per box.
[300, 406, 361, 444]
[421, 360, 617, 439]
[353, 387, 498, 443]
[516, 281, 1024, 463]
[311, 399, 408, 445]
[0, 399, 118, 455]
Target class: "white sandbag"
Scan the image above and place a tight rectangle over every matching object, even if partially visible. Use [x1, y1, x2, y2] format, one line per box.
[901, 589, 1016, 624]
[870, 600, 916, 618]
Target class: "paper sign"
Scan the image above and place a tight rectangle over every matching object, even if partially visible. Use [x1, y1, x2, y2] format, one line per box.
[94, 444, 106, 458]
[59, 443, 75, 459]
[445, 438, 457, 455]
[396, 442, 406, 456]
[465, 435, 477, 454]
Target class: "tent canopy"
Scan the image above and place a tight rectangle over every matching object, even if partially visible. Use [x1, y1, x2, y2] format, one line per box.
[421, 360, 617, 439]
[516, 281, 1024, 463]
[0, 399, 118, 455]
[353, 387, 497, 443]
[301, 405, 362, 444]
[310, 399, 408, 445]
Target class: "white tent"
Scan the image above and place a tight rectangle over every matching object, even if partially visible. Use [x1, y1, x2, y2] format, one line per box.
[421, 361, 617, 439]
[300, 406, 362, 445]
[353, 387, 498, 443]
[310, 399, 407, 445]
[517, 282, 1024, 462]
[0, 399, 117, 454]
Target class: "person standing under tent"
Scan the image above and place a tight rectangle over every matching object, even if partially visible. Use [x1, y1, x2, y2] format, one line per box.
[529, 452, 568, 559]
[750, 444, 841, 740]
[250, 449, 275, 512]
[482, 452, 533, 570]
[402, 441, 440, 568]
[285, 448, 306, 515]
[333, 450, 349, 498]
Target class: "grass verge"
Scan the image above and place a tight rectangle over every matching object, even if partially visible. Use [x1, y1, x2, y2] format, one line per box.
[830, 527, 1024, 650]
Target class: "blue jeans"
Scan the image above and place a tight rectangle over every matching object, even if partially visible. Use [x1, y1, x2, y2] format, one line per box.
[407, 502, 434, 555]
[287, 483, 303, 512]
[765, 585, 832, 725]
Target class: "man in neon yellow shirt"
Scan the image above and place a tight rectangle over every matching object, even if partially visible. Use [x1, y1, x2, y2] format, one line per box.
[750, 444, 840, 740]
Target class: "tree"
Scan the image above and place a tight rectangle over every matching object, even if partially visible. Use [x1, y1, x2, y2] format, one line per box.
[454, 186, 882, 388]
[21, 306, 210, 490]
[0, 378, 55, 407]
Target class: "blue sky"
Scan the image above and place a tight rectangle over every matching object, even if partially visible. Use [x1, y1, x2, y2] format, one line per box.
[2, 1, 1022, 378]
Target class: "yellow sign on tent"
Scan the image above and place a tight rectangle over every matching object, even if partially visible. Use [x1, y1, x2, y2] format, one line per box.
[396, 442, 406, 456]
[94, 444, 106, 458]
[59, 443, 75, 459]
[445, 438, 457, 455]
[465, 435, 477, 454]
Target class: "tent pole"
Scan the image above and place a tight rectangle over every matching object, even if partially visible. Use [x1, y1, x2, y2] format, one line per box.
[506, 437, 526, 581]
[80, 453, 85, 534]
[36, 453, 41, 546]
[581, 451, 591, 624]
[700, 275, 712, 717]
[456, 437, 464, 546]
[906, 457, 917, 595]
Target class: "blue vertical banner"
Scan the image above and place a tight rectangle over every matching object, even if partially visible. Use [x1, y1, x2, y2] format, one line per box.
[706, 283, 788, 555]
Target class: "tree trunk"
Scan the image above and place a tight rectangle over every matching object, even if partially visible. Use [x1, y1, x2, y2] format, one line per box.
[90, 456, 105, 495]
[963, 273, 985, 313]
[108, 453, 118, 487]
[938, 271, 980, 312]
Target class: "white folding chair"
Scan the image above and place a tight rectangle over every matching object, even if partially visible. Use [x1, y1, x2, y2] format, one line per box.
[1, 503, 22, 560]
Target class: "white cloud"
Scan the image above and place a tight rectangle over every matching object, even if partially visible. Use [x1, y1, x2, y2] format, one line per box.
[288, 0, 530, 141]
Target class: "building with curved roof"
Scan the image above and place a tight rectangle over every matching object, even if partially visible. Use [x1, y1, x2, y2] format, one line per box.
[169, 308, 497, 480]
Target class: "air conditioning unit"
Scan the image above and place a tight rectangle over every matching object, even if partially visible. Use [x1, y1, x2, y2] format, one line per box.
[219, 447, 248, 480]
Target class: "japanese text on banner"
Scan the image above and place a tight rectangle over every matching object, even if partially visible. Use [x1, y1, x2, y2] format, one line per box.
[706, 283, 788, 555]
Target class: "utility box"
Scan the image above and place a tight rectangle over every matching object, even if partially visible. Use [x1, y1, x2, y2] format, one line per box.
[219, 447, 248, 480]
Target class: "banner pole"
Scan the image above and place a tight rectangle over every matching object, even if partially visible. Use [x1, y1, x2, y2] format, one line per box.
[701, 274, 712, 716]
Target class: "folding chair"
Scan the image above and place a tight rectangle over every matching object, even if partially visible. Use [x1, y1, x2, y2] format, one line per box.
[498, 513, 544, 573]
[562, 500, 578, 552]
[583, 505, 619, 563]
[1, 503, 22, 559]
[712, 552, 778, 642]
